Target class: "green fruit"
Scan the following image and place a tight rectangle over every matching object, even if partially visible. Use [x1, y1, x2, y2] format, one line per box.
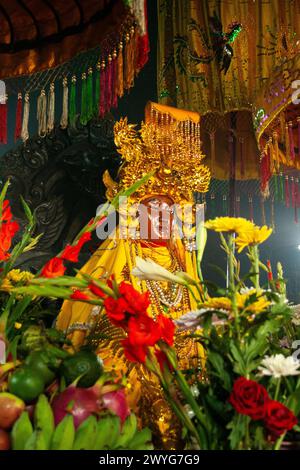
[8, 367, 45, 403]
[73, 416, 97, 450]
[60, 350, 103, 388]
[50, 415, 75, 450]
[25, 351, 56, 385]
[11, 411, 33, 450]
[34, 394, 54, 449]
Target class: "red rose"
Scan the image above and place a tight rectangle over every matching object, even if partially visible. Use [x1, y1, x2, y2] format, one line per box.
[229, 377, 270, 420]
[70, 289, 90, 301]
[118, 282, 150, 315]
[104, 296, 130, 328]
[128, 314, 161, 347]
[122, 338, 148, 363]
[41, 257, 66, 278]
[264, 400, 298, 437]
[156, 314, 176, 346]
[61, 232, 91, 262]
[88, 282, 106, 298]
[155, 350, 173, 372]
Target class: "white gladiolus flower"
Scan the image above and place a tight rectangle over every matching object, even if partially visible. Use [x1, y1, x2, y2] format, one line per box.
[175, 310, 203, 331]
[131, 257, 187, 285]
[258, 354, 300, 378]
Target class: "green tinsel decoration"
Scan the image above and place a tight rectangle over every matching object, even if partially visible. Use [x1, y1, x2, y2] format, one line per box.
[87, 68, 94, 122]
[80, 73, 88, 126]
[279, 173, 284, 202]
[69, 76, 77, 127]
[274, 174, 278, 201]
[94, 63, 100, 117]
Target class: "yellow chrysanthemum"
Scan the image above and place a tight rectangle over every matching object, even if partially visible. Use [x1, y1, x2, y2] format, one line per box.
[237, 290, 271, 314]
[0, 269, 34, 292]
[235, 225, 272, 252]
[203, 297, 232, 311]
[202, 290, 270, 316]
[205, 217, 255, 233]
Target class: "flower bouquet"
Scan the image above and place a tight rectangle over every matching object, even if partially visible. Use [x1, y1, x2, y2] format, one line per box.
[2, 167, 300, 450]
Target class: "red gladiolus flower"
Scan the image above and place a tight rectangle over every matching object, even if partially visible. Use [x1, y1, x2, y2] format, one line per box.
[41, 257, 66, 278]
[61, 232, 92, 263]
[128, 314, 161, 347]
[118, 282, 150, 315]
[0, 220, 20, 261]
[121, 337, 148, 364]
[229, 377, 270, 420]
[1, 200, 12, 222]
[104, 296, 131, 328]
[88, 282, 106, 298]
[155, 350, 174, 372]
[264, 400, 297, 437]
[156, 314, 176, 346]
[70, 290, 90, 301]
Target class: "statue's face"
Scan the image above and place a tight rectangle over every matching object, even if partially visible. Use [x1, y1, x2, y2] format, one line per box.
[139, 195, 174, 241]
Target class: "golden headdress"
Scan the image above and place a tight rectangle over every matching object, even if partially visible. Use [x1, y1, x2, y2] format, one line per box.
[103, 102, 211, 204]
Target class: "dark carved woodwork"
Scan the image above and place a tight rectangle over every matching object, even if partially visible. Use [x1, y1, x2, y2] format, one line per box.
[0, 116, 120, 270]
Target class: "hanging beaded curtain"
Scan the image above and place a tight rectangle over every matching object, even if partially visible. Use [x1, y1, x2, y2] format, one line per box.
[0, 0, 149, 144]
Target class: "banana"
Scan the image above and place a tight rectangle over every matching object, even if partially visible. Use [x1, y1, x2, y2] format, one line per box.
[34, 394, 54, 449]
[73, 416, 97, 450]
[11, 411, 33, 450]
[50, 415, 75, 450]
[24, 430, 47, 450]
[115, 414, 137, 449]
[93, 415, 120, 450]
[127, 428, 153, 450]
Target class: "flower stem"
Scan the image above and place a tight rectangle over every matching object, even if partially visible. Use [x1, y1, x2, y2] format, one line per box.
[274, 377, 281, 401]
[227, 234, 240, 340]
[274, 432, 286, 450]
[164, 347, 209, 448]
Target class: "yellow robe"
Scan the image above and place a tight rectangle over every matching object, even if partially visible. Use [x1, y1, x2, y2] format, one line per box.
[56, 232, 202, 448]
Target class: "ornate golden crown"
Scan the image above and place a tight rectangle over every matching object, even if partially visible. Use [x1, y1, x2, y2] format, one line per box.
[103, 102, 211, 204]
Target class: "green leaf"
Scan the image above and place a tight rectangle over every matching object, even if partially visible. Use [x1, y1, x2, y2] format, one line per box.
[111, 172, 155, 209]
[11, 411, 33, 450]
[30, 276, 88, 288]
[227, 414, 250, 450]
[12, 285, 72, 299]
[20, 196, 34, 225]
[50, 415, 75, 450]
[286, 388, 300, 415]
[207, 351, 231, 391]
[0, 179, 10, 219]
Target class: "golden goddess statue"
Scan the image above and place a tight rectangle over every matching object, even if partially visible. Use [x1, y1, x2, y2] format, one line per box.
[56, 102, 210, 449]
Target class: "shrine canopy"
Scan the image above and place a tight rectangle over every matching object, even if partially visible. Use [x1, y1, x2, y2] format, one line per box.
[0, 0, 148, 80]
[0, 0, 149, 145]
